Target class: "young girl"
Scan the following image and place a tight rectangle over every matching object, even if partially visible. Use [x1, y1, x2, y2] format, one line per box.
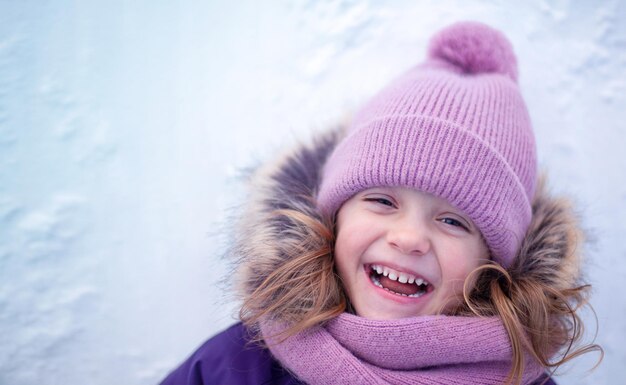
[160, 21, 600, 385]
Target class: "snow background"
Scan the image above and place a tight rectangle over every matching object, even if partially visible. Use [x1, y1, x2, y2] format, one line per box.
[1, 1, 624, 384]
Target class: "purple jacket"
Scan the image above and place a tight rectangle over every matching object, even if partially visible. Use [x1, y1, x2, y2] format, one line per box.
[160, 322, 556, 385]
[159, 323, 304, 385]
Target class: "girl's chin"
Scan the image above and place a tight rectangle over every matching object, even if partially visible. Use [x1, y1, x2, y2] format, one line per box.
[352, 297, 432, 319]
[353, 306, 426, 320]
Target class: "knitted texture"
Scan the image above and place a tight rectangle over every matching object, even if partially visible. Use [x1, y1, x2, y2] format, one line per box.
[317, 21, 537, 266]
[261, 314, 545, 385]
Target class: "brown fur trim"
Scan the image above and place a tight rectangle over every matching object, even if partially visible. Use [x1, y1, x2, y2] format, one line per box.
[511, 177, 582, 289]
[232, 127, 345, 299]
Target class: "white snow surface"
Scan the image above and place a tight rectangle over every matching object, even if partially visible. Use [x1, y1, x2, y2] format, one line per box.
[1, 1, 624, 384]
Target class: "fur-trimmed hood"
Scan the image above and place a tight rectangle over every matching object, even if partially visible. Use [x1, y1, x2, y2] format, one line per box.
[231, 125, 583, 308]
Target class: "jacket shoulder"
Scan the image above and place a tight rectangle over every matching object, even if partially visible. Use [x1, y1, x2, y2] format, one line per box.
[531, 374, 557, 385]
[159, 323, 302, 385]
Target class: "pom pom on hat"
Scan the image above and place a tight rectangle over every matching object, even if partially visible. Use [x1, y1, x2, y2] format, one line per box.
[428, 21, 518, 82]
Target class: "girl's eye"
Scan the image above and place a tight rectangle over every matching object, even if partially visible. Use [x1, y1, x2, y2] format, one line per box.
[440, 217, 469, 230]
[365, 197, 395, 207]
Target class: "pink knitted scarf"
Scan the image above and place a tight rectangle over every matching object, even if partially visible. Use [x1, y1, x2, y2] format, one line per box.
[261, 313, 545, 385]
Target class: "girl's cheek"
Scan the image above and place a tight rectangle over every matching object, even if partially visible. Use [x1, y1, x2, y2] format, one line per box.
[444, 253, 474, 280]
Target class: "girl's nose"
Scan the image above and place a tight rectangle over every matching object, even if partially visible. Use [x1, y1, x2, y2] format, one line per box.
[386, 219, 431, 256]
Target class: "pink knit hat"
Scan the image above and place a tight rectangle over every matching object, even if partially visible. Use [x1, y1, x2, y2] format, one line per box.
[317, 21, 537, 267]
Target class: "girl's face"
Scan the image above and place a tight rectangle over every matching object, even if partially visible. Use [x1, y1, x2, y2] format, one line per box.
[334, 186, 489, 320]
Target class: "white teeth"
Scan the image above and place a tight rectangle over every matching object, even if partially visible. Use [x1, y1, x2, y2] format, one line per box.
[369, 269, 428, 298]
[369, 264, 429, 287]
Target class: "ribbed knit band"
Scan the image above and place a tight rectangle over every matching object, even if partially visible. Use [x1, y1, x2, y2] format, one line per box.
[317, 22, 537, 266]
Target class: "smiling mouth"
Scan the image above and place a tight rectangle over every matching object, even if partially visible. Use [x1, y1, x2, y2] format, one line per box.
[367, 264, 432, 298]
